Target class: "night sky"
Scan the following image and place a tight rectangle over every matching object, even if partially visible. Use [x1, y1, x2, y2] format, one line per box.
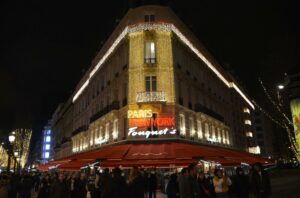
[0, 0, 299, 144]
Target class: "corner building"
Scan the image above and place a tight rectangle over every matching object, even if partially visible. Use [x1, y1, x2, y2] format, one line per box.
[52, 6, 259, 165]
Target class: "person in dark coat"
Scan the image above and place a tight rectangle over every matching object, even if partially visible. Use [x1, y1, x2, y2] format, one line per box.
[76, 174, 87, 198]
[233, 167, 250, 198]
[188, 164, 201, 198]
[102, 168, 128, 198]
[166, 173, 180, 198]
[251, 163, 271, 198]
[148, 169, 157, 198]
[50, 173, 69, 198]
[18, 174, 33, 198]
[197, 172, 212, 198]
[37, 174, 51, 198]
[128, 166, 145, 198]
[100, 168, 112, 198]
[178, 168, 190, 198]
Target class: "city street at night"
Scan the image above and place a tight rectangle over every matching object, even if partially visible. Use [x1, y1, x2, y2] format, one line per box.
[1, 0, 300, 198]
[270, 169, 300, 197]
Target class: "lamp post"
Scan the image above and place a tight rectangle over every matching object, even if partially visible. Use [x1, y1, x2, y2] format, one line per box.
[7, 132, 16, 172]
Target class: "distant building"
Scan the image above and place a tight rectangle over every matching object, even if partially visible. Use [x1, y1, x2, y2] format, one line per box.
[252, 110, 274, 158]
[41, 121, 53, 164]
[51, 5, 259, 165]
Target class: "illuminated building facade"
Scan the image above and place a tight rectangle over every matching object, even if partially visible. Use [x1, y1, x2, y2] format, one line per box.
[52, 5, 255, 160]
[41, 122, 54, 164]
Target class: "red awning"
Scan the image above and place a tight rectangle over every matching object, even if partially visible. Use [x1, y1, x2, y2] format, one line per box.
[76, 144, 131, 160]
[37, 159, 71, 171]
[58, 159, 95, 171]
[101, 159, 198, 168]
[49, 142, 274, 169]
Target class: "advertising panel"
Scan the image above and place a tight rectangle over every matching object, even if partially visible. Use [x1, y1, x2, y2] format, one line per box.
[290, 99, 300, 161]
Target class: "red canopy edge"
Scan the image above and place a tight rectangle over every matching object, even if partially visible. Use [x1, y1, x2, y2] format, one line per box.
[42, 142, 274, 170]
[58, 159, 95, 171]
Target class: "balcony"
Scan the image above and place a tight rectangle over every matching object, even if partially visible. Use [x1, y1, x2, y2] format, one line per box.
[136, 91, 166, 103]
[194, 103, 224, 122]
[90, 101, 120, 123]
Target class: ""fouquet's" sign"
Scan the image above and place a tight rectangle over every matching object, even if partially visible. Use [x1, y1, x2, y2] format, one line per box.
[128, 127, 177, 138]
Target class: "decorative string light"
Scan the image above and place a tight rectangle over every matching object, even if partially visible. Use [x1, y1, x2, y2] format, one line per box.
[72, 22, 255, 110]
[259, 78, 293, 126]
[252, 100, 298, 158]
[252, 100, 286, 128]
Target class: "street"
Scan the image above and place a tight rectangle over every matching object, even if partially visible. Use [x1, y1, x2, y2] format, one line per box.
[271, 168, 300, 197]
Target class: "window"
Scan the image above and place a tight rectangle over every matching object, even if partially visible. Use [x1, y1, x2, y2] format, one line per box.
[145, 41, 156, 64]
[243, 107, 250, 114]
[256, 126, 262, 131]
[197, 120, 203, 139]
[144, 15, 155, 22]
[244, 120, 252, 125]
[45, 136, 51, 142]
[44, 152, 50, 159]
[46, 130, 51, 135]
[113, 119, 119, 140]
[246, 131, 253, 137]
[145, 76, 157, 91]
[189, 117, 195, 137]
[45, 144, 50, 150]
[179, 114, 186, 135]
[204, 123, 209, 139]
[105, 123, 110, 140]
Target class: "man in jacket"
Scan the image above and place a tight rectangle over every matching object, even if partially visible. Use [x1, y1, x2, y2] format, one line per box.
[251, 163, 271, 198]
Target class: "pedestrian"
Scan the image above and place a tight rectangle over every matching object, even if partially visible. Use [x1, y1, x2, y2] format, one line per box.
[178, 168, 190, 198]
[187, 164, 201, 198]
[92, 172, 101, 198]
[100, 168, 112, 198]
[197, 172, 212, 198]
[232, 167, 249, 198]
[251, 162, 271, 198]
[128, 166, 145, 198]
[18, 173, 33, 198]
[104, 167, 128, 198]
[148, 169, 157, 198]
[77, 173, 87, 198]
[50, 173, 69, 198]
[37, 174, 51, 198]
[166, 173, 180, 198]
[213, 169, 231, 198]
[68, 173, 78, 198]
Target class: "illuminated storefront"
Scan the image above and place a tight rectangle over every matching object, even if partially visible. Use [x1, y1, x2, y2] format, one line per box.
[44, 5, 273, 171]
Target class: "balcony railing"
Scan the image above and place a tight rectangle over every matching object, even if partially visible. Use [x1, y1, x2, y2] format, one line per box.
[136, 91, 166, 103]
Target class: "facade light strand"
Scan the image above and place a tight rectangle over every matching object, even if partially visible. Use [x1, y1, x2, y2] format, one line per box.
[72, 23, 255, 110]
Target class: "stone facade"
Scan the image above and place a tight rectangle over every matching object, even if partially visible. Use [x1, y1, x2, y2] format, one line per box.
[52, 5, 255, 159]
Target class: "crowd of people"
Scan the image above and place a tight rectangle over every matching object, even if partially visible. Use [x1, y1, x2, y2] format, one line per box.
[0, 162, 271, 198]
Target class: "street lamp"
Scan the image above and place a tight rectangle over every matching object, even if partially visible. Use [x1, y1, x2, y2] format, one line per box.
[9, 134, 15, 143]
[7, 132, 15, 172]
[277, 84, 285, 90]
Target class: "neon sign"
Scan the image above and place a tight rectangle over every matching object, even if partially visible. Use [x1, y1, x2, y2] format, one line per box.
[128, 127, 176, 138]
[128, 109, 152, 118]
[129, 117, 175, 128]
